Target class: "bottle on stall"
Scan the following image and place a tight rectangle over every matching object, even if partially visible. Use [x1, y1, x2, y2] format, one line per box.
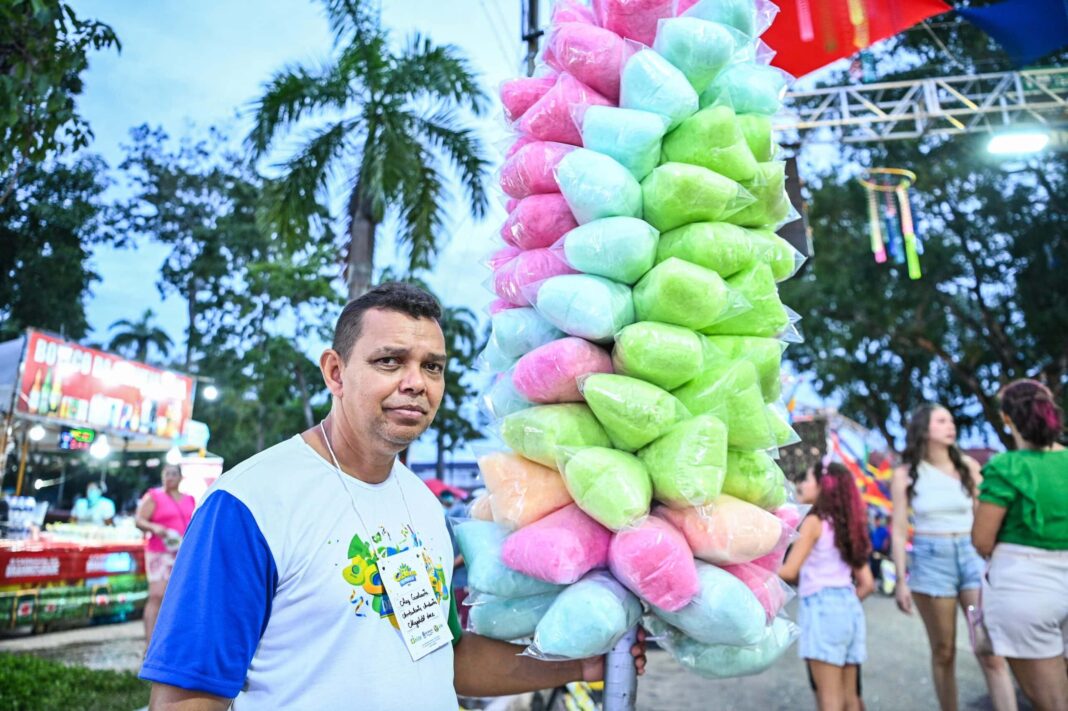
[39, 368, 52, 417]
[49, 369, 63, 415]
[27, 371, 42, 414]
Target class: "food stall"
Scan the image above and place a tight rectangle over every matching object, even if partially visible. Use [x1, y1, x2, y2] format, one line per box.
[0, 329, 216, 631]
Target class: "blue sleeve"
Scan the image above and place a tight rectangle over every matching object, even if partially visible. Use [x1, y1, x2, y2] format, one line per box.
[139, 490, 278, 698]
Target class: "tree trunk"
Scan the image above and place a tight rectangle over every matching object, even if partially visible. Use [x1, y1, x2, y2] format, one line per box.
[346, 184, 377, 300]
[436, 428, 446, 480]
[185, 277, 198, 370]
[294, 359, 315, 429]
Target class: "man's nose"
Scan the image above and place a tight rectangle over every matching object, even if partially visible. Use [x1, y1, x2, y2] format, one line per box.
[398, 364, 427, 394]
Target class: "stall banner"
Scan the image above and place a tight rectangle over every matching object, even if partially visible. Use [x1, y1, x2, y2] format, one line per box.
[16, 330, 194, 440]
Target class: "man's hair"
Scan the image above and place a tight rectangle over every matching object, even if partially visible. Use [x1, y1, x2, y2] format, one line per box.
[332, 282, 442, 361]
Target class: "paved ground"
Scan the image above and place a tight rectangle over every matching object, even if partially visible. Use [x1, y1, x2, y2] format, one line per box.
[0, 595, 1032, 710]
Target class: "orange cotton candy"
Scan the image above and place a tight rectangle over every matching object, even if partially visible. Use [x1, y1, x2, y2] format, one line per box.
[479, 452, 574, 530]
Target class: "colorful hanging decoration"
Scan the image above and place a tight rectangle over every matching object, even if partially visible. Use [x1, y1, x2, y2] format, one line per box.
[958, 0, 1068, 68]
[857, 167, 922, 280]
[765, 0, 952, 77]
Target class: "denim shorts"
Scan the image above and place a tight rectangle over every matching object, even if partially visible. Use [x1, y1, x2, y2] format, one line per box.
[908, 534, 984, 597]
[799, 586, 866, 666]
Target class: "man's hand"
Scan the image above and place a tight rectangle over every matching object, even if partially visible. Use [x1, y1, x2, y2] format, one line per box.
[579, 627, 648, 682]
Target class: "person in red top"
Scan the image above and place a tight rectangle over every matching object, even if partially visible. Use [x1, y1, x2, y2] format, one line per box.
[135, 464, 195, 644]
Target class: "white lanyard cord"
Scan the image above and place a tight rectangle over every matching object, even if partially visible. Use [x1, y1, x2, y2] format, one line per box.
[319, 421, 416, 542]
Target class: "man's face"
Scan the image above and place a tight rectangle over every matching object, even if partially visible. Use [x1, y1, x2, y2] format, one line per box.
[334, 309, 447, 452]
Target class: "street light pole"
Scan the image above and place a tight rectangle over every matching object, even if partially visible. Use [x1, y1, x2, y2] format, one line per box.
[521, 0, 542, 77]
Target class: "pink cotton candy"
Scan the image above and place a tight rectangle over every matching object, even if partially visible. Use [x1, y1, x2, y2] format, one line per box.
[487, 245, 522, 270]
[493, 248, 577, 307]
[722, 561, 789, 622]
[501, 193, 579, 250]
[501, 76, 558, 122]
[505, 135, 538, 159]
[517, 73, 611, 146]
[774, 503, 805, 530]
[545, 23, 626, 101]
[489, 298, 520, 316]
[513, 337, 614, 404]
[608, 516, 699, 611]
[593, 0, 674, 45]
[501, 503, 612, 584]
[499, 141, 574, 199]
[505, 197, 520, 211]
[553, 0, 597, 24]
[656, 496, 784, 565]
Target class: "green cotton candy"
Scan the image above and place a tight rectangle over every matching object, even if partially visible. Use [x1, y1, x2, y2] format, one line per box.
[501, 404, 612, 468]
[661, 105, 758, 182]
[652, 18, 737, 94]
[632, 257, 734, 330]
[581, 106, 670, 181]
[581, 373, 691, 452]
[641, 163, 749, 232]
[767, 405, 799, 447]
[723, 450, 787, 510]
[701, 262, 788, 337]
[563, 447, 653, 531]
[730, 162, 790, 228]
[704, 335, 783, 401]
[656, 222, 757, 278]
[612, 321, 704, 391]
[638, 413, 728, 508]
[700, 64, 789, 115]
[748, 229, 799, 281]
[562, 216, 659, 285]
[738, 114, 775, 162]
[681, 0, 762, 38]
[672, 359, 775, 450]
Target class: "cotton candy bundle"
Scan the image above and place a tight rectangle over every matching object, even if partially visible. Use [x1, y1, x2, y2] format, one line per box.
[651, 560, 767, 646]
[502, 504, 612, 584]
[493, 248, 576, 307]
[661, 105, 759, 182]
[737, 113, 775, 161]
[531, 570, 643, 659]
[500, 75, 557, 122]
[500, 404, 612, 468]
[608, 515, 700, 611]
[656, 495, 784, 565]
[620, 49, 699, 130]
[555, 148, 643, 224]
[469, 493, 494, 521]
[534, 274, 635, 343]
[579, 106, 670, 181]
[478, 451, 574, 530]
[638, 413, 728, 508]
[581, 373, 692, 452]
[653, 17, 738, 93]
[482, 374, 533, 421]
[700, 64, 790, 115]
[612, 321, 705, 391]
[705, 334, 783, 400]
[499, 141, 574, 199]
[749, 228, 804, 281]
[656, 221, 757, 278]
[632, 257, 738, 331]
[672, 359, 776, 450]
[544, 23, 626, 100]
[641, 163, 751, 232]
[513, 337, 613, 404]
[562, 447, 653, 531]
[501, 193, 579, 250]
[594, 0, 674, 45]
[518, 73, 612, 145]
[723, 450, 787, 510]
[720, 561, 791, 622]
[731, 161, 790, 228]
[489, 307, 564, 360]
[454, 521, 565, 598]
[468, 590, 560, 641]
[679, 0, 777, 39]
[701, 262, 788, 337]
[557, 215, 659, 284]
[646, 615, 799, 679]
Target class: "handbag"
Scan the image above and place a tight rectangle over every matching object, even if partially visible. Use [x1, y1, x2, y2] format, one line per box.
[966, 587, 994, 656]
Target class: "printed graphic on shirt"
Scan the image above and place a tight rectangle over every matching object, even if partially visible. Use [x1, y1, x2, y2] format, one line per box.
[341, 524, 449, 628]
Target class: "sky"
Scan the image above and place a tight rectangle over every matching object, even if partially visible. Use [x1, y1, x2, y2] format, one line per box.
[68, 0, 866, 463]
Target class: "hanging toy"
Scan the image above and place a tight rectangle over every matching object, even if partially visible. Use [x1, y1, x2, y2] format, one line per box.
[857, 168, 922, 280]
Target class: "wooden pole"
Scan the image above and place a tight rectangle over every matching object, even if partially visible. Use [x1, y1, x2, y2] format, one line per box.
[14, 434, 29, 496]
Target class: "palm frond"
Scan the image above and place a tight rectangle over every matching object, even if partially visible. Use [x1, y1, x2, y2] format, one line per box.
[397, 150, 446, 272]
[417, 110, 490, 220]
[322, 0, 382, 47]
[247, 62, 352, 157]
[393, 35, 488, 116]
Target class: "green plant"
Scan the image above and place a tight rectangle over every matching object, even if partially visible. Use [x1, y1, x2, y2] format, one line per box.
[0, 653, 150, 711]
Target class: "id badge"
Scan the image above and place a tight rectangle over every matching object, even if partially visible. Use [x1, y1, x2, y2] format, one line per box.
[376, 546, 453, 661]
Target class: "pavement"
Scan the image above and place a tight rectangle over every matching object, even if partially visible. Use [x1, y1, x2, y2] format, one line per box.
[0, 595, 1032, 710]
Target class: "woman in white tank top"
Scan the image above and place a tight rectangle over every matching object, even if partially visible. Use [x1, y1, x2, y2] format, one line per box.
[891, 404, 1017, 711]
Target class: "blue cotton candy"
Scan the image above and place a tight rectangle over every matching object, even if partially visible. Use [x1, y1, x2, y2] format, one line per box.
[680, 0, 767, 38]
[619, 50, 699, 130]
[535, 274, 635, 343]
[482, 374, 534, 420]
[647, 615, 799, 679]
[468, 591, 560, 641]
[580, 106, 670, 180]
[491, 307, 565, 359]
[653, 18, 737, 93]
[530, 570, 642, 659]
[555, 148, 643, 225]
[700, 64, 790, 115]
[651, 561, 767, 646]
[560, 216, 659, 285]
[454, 521, 565, 598]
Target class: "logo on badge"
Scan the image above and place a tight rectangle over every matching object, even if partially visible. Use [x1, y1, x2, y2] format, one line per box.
[393, 563, 418, 587]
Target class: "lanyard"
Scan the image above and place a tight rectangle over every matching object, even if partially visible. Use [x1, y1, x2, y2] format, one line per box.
[319, 421, 417, 543]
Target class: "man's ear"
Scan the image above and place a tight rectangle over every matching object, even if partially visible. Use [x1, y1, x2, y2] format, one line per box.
[320, 349, 345, 398]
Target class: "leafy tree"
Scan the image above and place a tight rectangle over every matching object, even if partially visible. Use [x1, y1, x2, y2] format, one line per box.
[0, 156, 114, 341]
[107, 308, 173, 363]
[783, 7, 1068, 447]
[0, 1, 119, 202]
[432, 303, 482, 477]
[248, 0, 491, 298]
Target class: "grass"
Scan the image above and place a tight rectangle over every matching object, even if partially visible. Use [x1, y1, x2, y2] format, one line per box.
[0, 653, 150, 711]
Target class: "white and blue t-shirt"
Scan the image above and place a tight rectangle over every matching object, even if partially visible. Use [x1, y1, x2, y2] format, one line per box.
[140, 435, 460, 710]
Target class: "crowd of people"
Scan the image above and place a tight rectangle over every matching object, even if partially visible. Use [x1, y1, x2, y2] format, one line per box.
[783, 388, 1065, 711]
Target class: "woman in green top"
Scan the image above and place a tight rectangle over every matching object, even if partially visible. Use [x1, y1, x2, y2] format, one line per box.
[972, 380, 1067, 711]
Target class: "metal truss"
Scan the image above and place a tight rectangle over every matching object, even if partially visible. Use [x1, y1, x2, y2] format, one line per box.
[779, 67, 1068, 142]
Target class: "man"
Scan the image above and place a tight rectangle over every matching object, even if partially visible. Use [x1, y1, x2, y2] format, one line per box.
[140, 283, 644, 709]
[70, 482, 115, 526]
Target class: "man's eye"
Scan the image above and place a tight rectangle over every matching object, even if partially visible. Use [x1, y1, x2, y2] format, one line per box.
[377, 357, 400, 367]
[425, 363, 444, 374]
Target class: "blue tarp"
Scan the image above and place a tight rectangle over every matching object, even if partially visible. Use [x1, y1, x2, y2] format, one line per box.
[959, 0, 1068, 67]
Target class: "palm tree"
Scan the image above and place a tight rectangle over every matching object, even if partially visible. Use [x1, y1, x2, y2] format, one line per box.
[108, 309, 173, 363]
[433, 302, 482, 478]
[248, 0, 491, 299]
